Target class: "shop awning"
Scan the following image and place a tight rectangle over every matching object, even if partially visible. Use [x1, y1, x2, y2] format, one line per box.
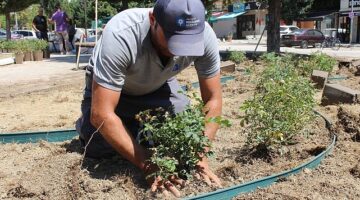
[210, 11, 246, 22]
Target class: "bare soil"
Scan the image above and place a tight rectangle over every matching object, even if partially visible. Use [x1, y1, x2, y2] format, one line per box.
[0, 59, 359, 199]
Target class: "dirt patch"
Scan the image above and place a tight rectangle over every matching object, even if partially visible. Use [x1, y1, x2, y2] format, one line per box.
[336, 105, 360, 142]
[350, 163, 360, 179]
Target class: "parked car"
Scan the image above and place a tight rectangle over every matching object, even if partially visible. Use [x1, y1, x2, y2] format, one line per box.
[280, 25, 299, 37]
[281, 29, 325, 48]
[0, 29, 23, 40]
[11, 30, 37, 39]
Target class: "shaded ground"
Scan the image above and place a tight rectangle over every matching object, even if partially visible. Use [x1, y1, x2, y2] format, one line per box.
[0, 57, 359, 199]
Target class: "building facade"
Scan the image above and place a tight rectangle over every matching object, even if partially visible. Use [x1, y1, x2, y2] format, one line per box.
[210, 1, 267, 39]
[339, 0, 360, 43]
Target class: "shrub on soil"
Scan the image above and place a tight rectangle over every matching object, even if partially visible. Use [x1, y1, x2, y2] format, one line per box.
[229, 51, 246, 64]
[298, 52, 337, 76]
[240, 59, 316, 153]
[136, 93, 230, 180]
[260, 52, 337, 78]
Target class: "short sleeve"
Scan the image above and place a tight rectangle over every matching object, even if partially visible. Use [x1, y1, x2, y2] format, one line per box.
[51, 13, 55, 21]
[92, 28, 132, 92]
[194, 23, 220, 78]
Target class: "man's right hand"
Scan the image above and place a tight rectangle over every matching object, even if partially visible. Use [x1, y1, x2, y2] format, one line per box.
[144, 163, 184, 198]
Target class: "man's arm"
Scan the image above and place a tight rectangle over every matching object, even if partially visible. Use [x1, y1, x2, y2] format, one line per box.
[32, 18, 39, 32]
[199, 72, 222, 141]
[32, 23, 39, 32]
[195, 72, 223, 187]
[90, 81, 150, 170]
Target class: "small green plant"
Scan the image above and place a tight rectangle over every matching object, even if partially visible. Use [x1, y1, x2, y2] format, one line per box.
[240, 62, 316, 152]
[260, 52, 282, 66]
[2, 40, 14, 52]
[298, 52, 337, 76]
[136, 93, 230, 180]
[228, 51, 246, 64]
[21, 40, 34, 52]
[10, 40, 27, 54]
[33, 39, 48, 51]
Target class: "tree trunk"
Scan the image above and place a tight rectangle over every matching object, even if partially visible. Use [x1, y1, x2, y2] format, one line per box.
[121, 0, 129, 11]
[5, 11, 11, 40]
[267, 0, 281, 53]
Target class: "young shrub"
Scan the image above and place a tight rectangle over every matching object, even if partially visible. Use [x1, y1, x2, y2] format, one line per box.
[228, 51, 246, 64]
[136, 94, 230, 180]
[12, 40, 27, 54]
[257, 53, 298, 89]
[240, 63, 316, 153]
[298, 52, 337, 76]
[34, 40, 48, 51]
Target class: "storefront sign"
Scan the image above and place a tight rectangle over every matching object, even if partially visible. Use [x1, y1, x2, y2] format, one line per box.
[244, 2, 267, 10]
[232, 3, 245, 13]
[349, 0, 360, 8]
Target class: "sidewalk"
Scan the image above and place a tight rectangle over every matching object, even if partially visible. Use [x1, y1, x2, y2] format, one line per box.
[221, 39, 360, 47]
[218, 40, 360, 59]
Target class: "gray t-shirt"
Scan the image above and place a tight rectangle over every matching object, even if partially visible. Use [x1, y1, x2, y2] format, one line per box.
[88, 8, 220, 96]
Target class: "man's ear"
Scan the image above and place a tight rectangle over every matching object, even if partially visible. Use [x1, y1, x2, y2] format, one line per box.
[149, 11, 155, 26]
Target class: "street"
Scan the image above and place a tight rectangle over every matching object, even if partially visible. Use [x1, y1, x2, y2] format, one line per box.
[219, 40, 360, 59]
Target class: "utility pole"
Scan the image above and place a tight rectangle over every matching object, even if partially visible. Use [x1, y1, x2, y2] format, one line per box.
[84, 0, 87, 40]
[14, 12, 18, 30]
[349, 0, 354, 45]
[95, 0, 98, 43]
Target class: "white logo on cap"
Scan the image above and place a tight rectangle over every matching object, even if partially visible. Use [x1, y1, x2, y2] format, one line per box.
[177, 19, 185, 27]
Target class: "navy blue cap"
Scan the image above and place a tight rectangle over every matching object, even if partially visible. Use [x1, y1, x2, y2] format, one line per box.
[153, 0, 205, 56]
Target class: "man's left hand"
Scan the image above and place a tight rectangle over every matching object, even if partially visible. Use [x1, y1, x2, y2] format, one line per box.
[195, 157, 222, 187]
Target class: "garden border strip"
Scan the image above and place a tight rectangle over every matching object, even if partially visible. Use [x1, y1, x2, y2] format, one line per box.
[184, 110, 336, 200]
[181, 76, 235, 91]
[0, 129, 78, 143]
[328, 75, 348, 81]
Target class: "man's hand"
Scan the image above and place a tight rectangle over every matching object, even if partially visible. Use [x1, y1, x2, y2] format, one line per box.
[195, 157, 222, 187]
[144, 163, 184, 197]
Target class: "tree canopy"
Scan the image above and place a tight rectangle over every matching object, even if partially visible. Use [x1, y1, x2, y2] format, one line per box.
[0, 0, 38, 13]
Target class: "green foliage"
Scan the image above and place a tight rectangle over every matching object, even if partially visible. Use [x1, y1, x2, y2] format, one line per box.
[16, 4, 39, 29]
[33, 39, 48, 51]
[241, 54, 316, 152]
[43, 0, 153, 28]
[281, 0, 314, 24]
[228, 51, 246, 64]
[298, 52, 337, 76]
[22, 40, 34, 52]
[6, 40, 28, 54]
[137, 93, 230, 180]
[260, 52, 337, 78]
[0, 0, 38, 13]
[258, 53, 298, 87]
[0, 40, 13, 50]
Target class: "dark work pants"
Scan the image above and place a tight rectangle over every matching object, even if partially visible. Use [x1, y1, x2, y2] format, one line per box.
[75, 78, 189, 158]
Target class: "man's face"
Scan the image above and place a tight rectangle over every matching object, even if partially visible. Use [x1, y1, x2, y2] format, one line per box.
[38, 9, 43, 16]
[149, 12, 173, 57]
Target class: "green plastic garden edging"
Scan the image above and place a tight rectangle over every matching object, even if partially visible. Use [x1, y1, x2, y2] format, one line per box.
[0, 129, 78, 143]
[181, 75, 235, 91]
[0, 75, 335, 199]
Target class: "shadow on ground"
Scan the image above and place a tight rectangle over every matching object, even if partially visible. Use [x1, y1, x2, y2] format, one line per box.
[45, 54, 91, 65]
